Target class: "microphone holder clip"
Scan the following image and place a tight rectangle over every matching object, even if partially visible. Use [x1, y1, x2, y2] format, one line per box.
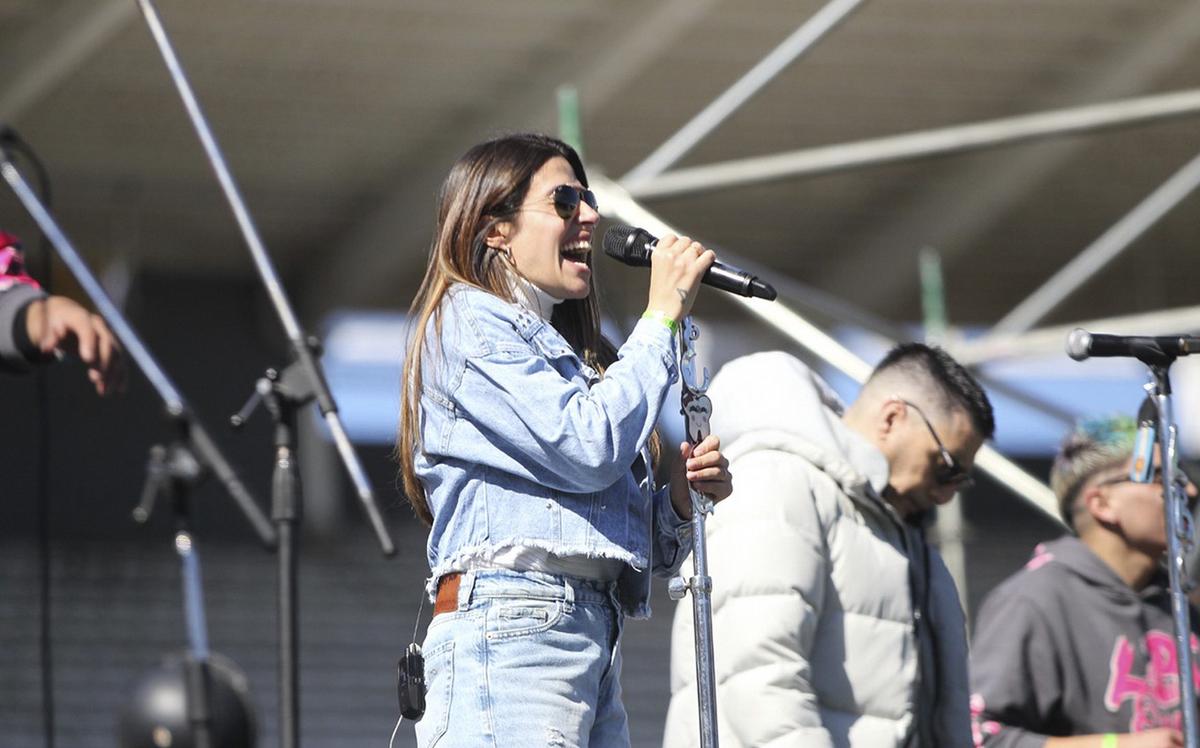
[230, 337, 323, 433]
[134, 438, 204, 525]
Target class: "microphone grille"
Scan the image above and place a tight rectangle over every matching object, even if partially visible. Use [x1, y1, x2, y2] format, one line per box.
[1065, 328, 1092, 361]
[602, 225, 653, 266]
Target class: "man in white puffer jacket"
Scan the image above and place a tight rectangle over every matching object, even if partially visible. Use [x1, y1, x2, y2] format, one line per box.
[664, 345, 994, 748]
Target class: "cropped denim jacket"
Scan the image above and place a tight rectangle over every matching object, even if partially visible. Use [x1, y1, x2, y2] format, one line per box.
[413, 284, 692, 617]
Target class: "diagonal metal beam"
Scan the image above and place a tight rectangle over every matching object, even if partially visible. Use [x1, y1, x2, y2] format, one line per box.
[732, 274, 1063, 525]
[626, 88, 1200, 200]
[953, 305, 1200, 367]
[675, 242, 1077, 428]
[989, 149, 1200, 337]
[620, 0, 868, 187]
[823, 1, 1200, 315]
[607, 187, 1078, 427]
[592, 173, 1063, 526]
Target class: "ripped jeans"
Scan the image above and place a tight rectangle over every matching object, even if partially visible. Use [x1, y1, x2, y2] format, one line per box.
[415, 568, 629, 748]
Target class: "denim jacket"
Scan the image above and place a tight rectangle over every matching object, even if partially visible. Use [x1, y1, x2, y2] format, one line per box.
[414, 284, 692, 617]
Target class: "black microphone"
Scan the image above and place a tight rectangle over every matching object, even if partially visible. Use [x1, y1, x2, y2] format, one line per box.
[1066, 328, 1200, 364]
[602, 225, 777, 301]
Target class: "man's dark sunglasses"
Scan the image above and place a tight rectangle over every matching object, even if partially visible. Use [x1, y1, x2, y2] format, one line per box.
[552, 185, 598, 220]
[899, 399, 973, 488]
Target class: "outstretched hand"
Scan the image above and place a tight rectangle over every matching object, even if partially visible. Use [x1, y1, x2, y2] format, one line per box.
[670, 434, 732, 520]
[25, 295, 125, 396]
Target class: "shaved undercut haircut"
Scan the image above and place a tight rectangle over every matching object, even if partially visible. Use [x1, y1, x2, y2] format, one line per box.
[866, 342, 995, 440]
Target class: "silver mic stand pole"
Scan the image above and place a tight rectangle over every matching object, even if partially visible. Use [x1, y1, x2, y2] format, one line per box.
[668, 316, 720, 748]
[1145, 364, 1199, 748]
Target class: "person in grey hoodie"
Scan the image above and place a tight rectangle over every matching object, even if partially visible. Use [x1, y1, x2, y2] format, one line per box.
[665, 344, 994, 747]
[970, 417, 1195, 748]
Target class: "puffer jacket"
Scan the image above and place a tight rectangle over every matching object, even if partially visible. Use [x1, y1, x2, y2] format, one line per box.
[664, 351, 971, 748]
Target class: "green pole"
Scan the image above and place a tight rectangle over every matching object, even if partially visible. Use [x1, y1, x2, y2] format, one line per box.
[557, 85, 583, 159]
[919, 246, 947, 344]
[919, 246, 969, 621]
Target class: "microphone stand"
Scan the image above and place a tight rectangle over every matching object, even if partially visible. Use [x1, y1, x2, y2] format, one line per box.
[135, 441, 217, 748]
[0, 133, 274, 748]
[667, 316, 720, 748]
[130, 3, 397, 746]
[0, 134, 276, 549]
[1143, 361, 1199, 747]
[229, 358, 315, 748]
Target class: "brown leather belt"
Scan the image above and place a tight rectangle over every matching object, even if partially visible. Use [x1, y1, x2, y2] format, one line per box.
[433, 572, 462, 617]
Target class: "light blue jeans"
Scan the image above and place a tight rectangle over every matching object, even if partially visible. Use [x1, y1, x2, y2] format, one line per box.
[415, 568, 630, 748]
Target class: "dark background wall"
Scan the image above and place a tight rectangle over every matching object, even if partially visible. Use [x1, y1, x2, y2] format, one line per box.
[1, 274, 1064, 747]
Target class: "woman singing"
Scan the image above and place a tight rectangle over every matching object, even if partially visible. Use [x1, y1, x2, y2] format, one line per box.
[397, 133, 732, 747]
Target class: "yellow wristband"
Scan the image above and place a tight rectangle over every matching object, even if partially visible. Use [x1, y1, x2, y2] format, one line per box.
[641, 310, 679, 335]
[1101, 734, 1117, 748]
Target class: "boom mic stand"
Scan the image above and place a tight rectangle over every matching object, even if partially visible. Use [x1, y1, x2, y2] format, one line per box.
[130, 2, 397, 745]
[0, 133, 276, 549]
[667, 316, 720, 748]
[0, 131, 275, 748]
[1069, 330, 1199, 746]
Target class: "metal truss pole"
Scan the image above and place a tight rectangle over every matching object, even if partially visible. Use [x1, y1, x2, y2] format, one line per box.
[592, 174, 1064, 526]
[990, 150, 1200, 337]
[695, 246, 1076, 426]
[621, 0, 867, 187]
[627, 88, 1200, 199]
[953, 306, 1200, 367]
[737, 292, 1063, 525]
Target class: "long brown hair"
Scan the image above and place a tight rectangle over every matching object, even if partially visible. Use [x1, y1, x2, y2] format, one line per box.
[398, 133, 639, 525]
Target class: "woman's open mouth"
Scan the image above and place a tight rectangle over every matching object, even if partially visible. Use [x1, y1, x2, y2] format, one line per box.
[560, 239, 591, 265]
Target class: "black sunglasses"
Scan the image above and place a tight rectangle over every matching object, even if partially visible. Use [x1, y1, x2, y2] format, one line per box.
[899, 399, 973, 488]
[550, 184, 598, 220]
